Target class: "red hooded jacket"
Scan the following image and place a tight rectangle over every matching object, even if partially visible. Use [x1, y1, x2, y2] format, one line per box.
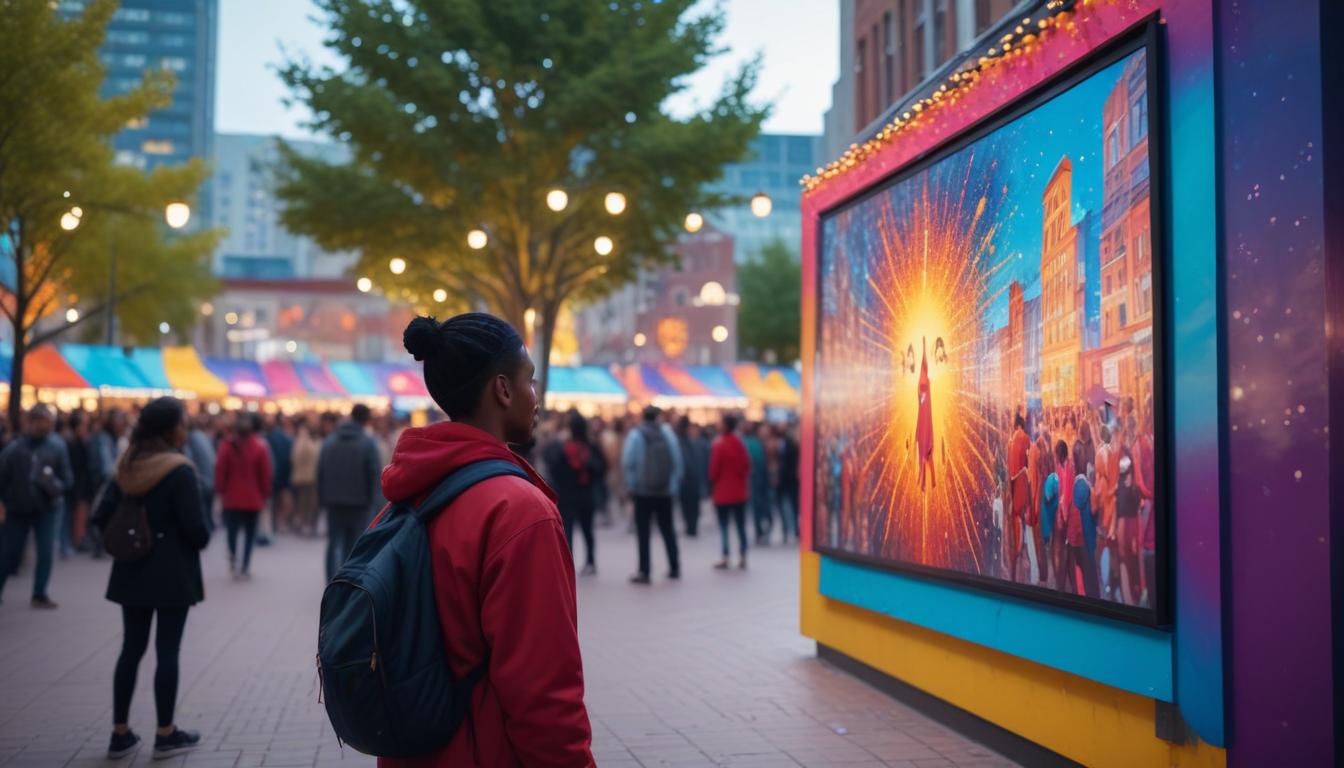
[214, 435, 272, 512]
[708, 432, 751, 506]
[375, 422, 593, 768]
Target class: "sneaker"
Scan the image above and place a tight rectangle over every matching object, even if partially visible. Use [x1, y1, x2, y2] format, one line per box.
[579, 563, 597, 577]
[629, 573, 651, 585]
[738, 557, 748, 570]
[712, 559, 730, 570]
[30, 596, 58, 610]
[108, 730, 141, 759]
[153, 728, 201, 759]
[667, 570, 681, 580]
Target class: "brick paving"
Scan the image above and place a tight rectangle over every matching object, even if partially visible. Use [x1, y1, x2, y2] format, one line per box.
[0, 515, 1017, 767]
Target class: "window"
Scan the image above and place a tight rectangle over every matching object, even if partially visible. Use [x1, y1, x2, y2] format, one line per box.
[106, 30, 150, 45]
[1131, 159, 1150, 190]
[1106, 125, 1121, 168]
[113, 7, 150, 22]
[1119, 303, 1128, 328]
[119, 53, 147, 68]
[1134, 228, 1149, 265]
[975, 0, 992, 33]
[787, 138, 811, 164]
[1138, 273, 1152, 315]
[158, 11, 194, 25]
[674, 288, 688, 307]
[855, 39, 867, 125]
[160, 34, 190, 47]
[883, 12, 895, 108]
[160, 57, 189, 72]
[141, 139, 174, 155]
[125, 116, 148, 130]
[933, 0, 949, 66]
[913, 5, 926, 84]
[1130, 94, 1148, 141]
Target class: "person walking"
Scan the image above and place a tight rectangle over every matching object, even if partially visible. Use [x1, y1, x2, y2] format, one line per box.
[266, 417, 295, 534]
[317, 404, 382, 582]
[674, 416, 705, 538]
[775, 424, 800, 543]
[708, 413, 751, 570]
[1007, 413, 1035, 584]
[61, 411, 95, 555]
[290, 417, 321, 538]
[545, 411, 600, 575]
[742, 422, 771, 544]
[0, 405, 72, 607]
[184, 414, 217, 534]
[622, 406, 683, 584]
[372, 313, 591, 766]
[214, 413, 272, 579]
[92, 398, 208, 760]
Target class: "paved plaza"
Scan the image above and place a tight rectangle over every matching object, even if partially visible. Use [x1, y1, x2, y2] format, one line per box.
[0, 517, 1017, 768]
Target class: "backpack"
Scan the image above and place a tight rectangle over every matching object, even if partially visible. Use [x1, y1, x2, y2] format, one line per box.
[103, 493, 154, 562]
[317, 459, 528, 758]
[634, 424, 674, 496]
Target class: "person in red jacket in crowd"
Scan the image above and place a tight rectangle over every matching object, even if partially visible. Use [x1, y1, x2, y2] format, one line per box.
[708, 412, 752, 570]
[379, 312, 592, 768]
[214, 413, 272, 579]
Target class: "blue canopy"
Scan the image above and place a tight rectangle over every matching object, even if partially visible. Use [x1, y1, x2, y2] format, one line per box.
[685, 366, 748, 399]
[129, 348, 173, 390]
[328, 361, 385, 398]
[61, 344, 156, 391]
[548, 366, 627, 402]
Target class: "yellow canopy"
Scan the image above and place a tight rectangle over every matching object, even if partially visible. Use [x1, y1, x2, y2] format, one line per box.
[163, 346, 229, 399]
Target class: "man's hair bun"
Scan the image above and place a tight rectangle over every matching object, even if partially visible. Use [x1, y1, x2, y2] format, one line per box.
[403, 316, 443, 362]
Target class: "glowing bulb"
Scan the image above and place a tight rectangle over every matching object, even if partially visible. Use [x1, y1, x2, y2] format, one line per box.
[165, 201, 191, 229]
[545, 189, 568, 212]
[604, 192, 626, 215]
[750, 192, 772, 218]
[594, 236, 613, 256]
[158, 321, 171, 334]
[224, 311, 239, 326]
[432, 288, 448, 303]
[699, 281, 726, 306]
[389, 257, 406, 275]
[684, 212, 704, 233]
[712, 325, 729, 343]
[285, 340, 298, 354]
[60, 212, 81, 231]
[200, 302, 214, 316]
[633, 332, 647, 347]
[467, 229, 488, 249]
[357, 277, 373, 293]
[65, 308, 79, 323]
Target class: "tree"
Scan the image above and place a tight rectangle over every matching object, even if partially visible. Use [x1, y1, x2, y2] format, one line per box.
[277, 0, 768, 400]
[0, 0, 220, 428]
[737, 239, 801, 364]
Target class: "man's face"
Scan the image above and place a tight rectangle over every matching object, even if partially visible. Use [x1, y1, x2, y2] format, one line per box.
[28, 413, 52, 441]
[502, 350, 539, 446]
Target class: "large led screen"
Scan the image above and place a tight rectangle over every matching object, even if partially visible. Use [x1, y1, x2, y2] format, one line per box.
[814, 43, 1162, 620]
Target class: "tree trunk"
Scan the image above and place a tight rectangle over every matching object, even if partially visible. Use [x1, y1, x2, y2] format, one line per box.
[534, 298, 562, 412]
[7, 331, 25, 433]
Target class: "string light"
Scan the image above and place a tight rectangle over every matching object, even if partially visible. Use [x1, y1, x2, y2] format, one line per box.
[802, 3, 1080, 193]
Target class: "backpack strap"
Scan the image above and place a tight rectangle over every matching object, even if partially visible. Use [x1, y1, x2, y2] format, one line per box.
[412, 459, 529, 523]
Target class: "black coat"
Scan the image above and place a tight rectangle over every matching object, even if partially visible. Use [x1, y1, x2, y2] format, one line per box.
[94, 464, 210, 608]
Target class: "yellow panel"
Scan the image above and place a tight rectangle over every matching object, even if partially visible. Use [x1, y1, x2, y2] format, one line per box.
[162, 346, 229, 399]
[799, 552, 1225, 768]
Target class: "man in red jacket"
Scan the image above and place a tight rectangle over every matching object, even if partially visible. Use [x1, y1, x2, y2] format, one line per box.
[708, 413, 751, 570]
[382, 313, 592, 767]
[214, 413, 272, 579]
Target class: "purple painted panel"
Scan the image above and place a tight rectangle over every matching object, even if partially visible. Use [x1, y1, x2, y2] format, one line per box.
[1220, 0, 1336, 763]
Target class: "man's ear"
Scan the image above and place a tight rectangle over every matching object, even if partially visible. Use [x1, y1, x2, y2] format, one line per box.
[493, 372, 512, 407]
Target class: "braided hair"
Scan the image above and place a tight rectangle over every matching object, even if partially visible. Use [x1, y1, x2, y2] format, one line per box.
[403, 313, 527, 419]
[127, 397, 186, 462]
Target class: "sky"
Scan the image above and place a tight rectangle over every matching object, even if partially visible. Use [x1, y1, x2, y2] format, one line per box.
[216, 0, 839, 140]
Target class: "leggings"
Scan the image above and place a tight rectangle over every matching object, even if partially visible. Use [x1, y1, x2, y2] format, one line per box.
[561, 505, 596, 567]
[114, 605, 190, 727]
[223, 509, 260, 572]
[715, 503, 749, 557]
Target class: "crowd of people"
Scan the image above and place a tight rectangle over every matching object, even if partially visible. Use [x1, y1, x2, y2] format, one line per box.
[994, 396, 1158, 608]
[527, 406, 801, 583]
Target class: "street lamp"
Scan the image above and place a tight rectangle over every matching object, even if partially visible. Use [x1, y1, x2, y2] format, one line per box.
[389, 257, 406, 275]
[467, 229, 488, 249]
[604, 192, 627, 215]
[432, 288, 448, 303]
[200, 302, 214, 316]
[712, 325, 729, 343]
[594, 236, 614, 256]
[165, 201, 191, 229]
[224, 311, 239, 326]
[750, 192, 772, 218]
[285, 340, 299, 354]
[65, 308, 79, 323]
[699, 281, 727, 306]
[60, 206, 83, 231]
[357, 277, 373, 293]
[158, 321, 171, 335]
[684, 212, 704, 233]
[546, 189, 569, 212]
[633, 332, 647, 347]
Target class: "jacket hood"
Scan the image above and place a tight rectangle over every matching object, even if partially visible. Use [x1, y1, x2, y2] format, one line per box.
[334, 421, 366, 440]
[380, 421, 555, 505]
[116, 447, 191, 496]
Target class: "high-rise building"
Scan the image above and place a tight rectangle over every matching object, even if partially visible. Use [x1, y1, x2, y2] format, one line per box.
[58, 0, 218, 174]
[210, 133, 357, 280]
[822, 0, 1018, 164]
[1040, 156, 1081, 408]
[708, 133, 819, 262]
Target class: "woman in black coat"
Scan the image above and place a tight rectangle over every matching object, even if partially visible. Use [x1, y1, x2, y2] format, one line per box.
[92, 397, 209, 761]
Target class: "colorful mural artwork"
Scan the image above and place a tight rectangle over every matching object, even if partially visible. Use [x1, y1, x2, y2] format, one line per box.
[814, 46, 1159, 618]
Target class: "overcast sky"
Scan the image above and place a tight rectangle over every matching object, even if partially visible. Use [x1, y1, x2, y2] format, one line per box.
[215, 0, 840, 141]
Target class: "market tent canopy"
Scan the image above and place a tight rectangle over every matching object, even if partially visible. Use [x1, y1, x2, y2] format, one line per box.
[129, 348, 173, 391]
[163, 346, 229, 399]
[547, 366, 628, 404]
[203, 357, 269, 398]
[370, 363, 429, 398]
[328, 361, 385, 398]
[19, 345, 90, 390]
[261, 361, 308, 399]
[61, 344, 157, 392]
[621, 364, 678, 402]
[293, 362, 347, 398]
[732, 363, 800, 407]
[684, 365, 749, 401]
